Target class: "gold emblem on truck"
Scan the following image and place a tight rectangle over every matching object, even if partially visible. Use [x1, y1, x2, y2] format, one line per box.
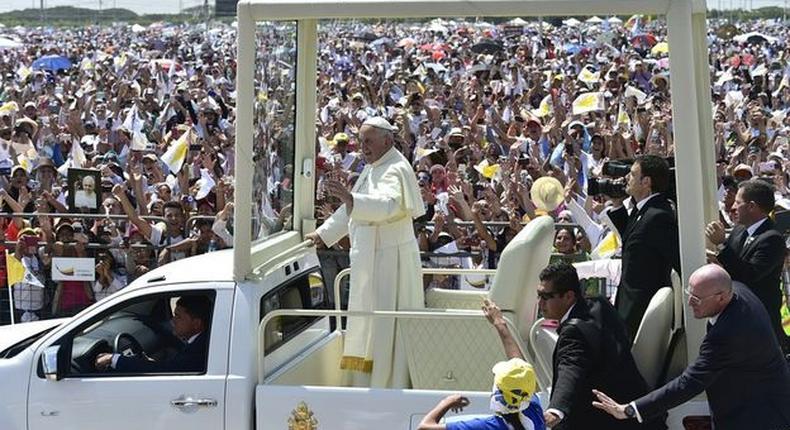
[288, 401, 318, 430]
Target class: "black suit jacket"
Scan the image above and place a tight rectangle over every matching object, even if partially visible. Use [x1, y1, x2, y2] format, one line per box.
[610, 194, 681, 339]
[549, 298, 665, 430]
[717, 218, 786, 344]
[634, 284, 790, 430]
[116, 332, 208, 373]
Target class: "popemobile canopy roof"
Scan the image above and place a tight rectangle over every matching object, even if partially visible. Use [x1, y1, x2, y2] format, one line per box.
[238, 0, 708, 20]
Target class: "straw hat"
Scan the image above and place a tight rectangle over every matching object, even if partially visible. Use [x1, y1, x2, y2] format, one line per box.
[530, 176, 565, 212]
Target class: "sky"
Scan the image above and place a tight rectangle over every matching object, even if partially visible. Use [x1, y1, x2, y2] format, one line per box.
[0, 0, 786, 14]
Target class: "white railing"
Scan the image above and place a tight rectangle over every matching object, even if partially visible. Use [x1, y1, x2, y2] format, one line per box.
[257, 308, 526, 387]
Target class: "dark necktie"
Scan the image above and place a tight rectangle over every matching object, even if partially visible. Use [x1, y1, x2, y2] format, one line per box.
[628, 205, 639, 224]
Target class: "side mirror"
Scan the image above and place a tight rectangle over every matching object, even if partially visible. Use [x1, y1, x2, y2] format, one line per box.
[42, 346, 62, 381]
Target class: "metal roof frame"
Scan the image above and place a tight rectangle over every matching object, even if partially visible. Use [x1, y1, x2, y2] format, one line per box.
[233, 0, 716, 361]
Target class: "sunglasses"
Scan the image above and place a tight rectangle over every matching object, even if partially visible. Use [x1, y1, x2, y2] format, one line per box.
[684, 287, 724, 306]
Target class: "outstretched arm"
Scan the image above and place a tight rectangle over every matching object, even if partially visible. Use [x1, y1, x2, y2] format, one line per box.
[482, 299, 523, 360]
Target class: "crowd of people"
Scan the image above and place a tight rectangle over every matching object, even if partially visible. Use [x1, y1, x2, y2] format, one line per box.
[0, 15, 788, 334]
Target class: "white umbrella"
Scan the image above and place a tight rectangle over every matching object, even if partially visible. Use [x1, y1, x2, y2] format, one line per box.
[0, 37, 22, 49]
[562, 18, 581, 27]
[508, 17, 529, 26]
[586, 16, 604, 24]
[607, 16, 623, 24]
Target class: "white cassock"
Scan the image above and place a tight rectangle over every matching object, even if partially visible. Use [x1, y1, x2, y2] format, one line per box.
[316, 146, 425, 388]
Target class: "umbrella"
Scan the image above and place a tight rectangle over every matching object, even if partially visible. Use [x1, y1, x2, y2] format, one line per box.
[562, 18, 581, 27]
[32, 55, 72, 72]
[0, 36, 23, 49]
[470, 39, 503, 54]
[564, 43, 583, 55]
[355, 32, 378, 42]
[420, 42, 447, 52]
[586, 16, 604, 24]
[630, 33, 657, 48]
[424, 63, 447, 74]
[397, 37, 417, 48]
[370, 37, 392, 47]
[607, 16, 623, 24]
[428, 23, 449, 33]
[715, 23, 739, 40]
[651, 42, 669, 55]
[733, 32, 778, 45]
[508, 17, 528, 26]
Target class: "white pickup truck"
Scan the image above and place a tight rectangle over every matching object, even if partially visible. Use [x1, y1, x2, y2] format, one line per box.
[0, 233, 509, 430]
[0, 217, 703, 430]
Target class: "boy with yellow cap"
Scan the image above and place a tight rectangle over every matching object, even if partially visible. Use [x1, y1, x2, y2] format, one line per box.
[418, 299, 545, 430]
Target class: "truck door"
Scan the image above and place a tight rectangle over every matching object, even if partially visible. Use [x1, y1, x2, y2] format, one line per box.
[28, 285, 233, 430]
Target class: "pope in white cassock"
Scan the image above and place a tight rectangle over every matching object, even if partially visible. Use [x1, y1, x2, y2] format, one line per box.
[306, 117, 425, 389]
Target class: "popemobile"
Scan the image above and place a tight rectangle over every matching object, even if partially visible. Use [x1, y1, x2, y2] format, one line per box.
[0, 0, 721, 428]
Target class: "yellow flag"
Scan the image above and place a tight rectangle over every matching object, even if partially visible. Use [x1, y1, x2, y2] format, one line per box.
[617, 104, 631, 127]
[572, 92, 604, 115]
[592, 231, 620, 259]
[532, 95, 553, 118]
[160, 129, 193, 174]
[474, 160, 501, 179]
[577, 67, 600, 84]
[6, 251, 24, 287]
[0, 101, 19, 114]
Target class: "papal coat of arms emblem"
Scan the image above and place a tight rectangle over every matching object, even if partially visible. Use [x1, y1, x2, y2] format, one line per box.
[287, 401, 318, 430]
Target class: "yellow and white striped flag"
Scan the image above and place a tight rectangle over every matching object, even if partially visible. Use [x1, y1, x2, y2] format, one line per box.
[572, 92, 605, 115]
[532, 95, 553, 118]
[161, 129, 194, 174]
[578, 67, 600, 84]
[0, 101, 19, 115]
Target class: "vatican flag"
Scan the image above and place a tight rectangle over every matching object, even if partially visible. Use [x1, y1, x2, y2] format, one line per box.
[578, 67, 600, 85]
[6, 251, 25, 287]
[474, 159, 501, 180]
[591, 231, 620, 259]
[161, 129, 194, 174]
[617, 104, 631, 127]
[572, 92, 604, 115]
[532, 95, 553, 118]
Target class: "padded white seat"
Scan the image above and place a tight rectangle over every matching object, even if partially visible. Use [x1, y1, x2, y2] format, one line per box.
[631, 286, 674, 389]
[403, 216, 555, 391]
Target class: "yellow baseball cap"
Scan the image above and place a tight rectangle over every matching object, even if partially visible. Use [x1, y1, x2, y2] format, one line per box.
[492, 358, 537, 409]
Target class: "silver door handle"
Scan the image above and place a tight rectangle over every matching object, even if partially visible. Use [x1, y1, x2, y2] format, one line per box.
[170, 397, 218, 408]
[40, 410, 59, 417]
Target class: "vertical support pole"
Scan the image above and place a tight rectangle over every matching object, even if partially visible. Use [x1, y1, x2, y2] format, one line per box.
[666, 0, 712, 363]
[295, 20, 318, 235]
[233, 3, 255, 281]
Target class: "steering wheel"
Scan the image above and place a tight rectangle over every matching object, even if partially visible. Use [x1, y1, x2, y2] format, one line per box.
[113, 332, 145, 357]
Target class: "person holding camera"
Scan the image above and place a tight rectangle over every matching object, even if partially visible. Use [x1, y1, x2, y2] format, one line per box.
[603, 155, 680, 340]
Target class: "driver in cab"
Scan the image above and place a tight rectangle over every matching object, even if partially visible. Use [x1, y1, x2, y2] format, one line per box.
[94, 296, 211, 373]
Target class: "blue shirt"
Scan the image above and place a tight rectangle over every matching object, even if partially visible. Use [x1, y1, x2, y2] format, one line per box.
[446, 397, 545, 430]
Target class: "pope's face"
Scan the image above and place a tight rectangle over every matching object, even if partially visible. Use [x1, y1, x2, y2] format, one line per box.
[359, 125, 390, 164]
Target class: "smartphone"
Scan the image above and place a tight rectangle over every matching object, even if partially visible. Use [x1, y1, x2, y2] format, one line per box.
[189, 144, 202, 151]
[0, 167, 11, 175]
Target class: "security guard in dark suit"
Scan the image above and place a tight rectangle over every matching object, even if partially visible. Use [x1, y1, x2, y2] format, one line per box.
[593, 264, 790, 430]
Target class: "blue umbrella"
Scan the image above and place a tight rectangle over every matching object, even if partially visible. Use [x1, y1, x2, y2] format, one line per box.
[32, 55, 72, 72]
[564, 43, 582, 55]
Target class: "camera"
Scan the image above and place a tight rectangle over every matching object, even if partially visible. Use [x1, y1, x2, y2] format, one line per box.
[588, 177, 628, 198]
[588, 160, 632, 197]
[602, 160, 633, 178]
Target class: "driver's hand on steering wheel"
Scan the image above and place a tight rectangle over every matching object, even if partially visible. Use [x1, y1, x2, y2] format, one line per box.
[95, 353, 113, 371]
